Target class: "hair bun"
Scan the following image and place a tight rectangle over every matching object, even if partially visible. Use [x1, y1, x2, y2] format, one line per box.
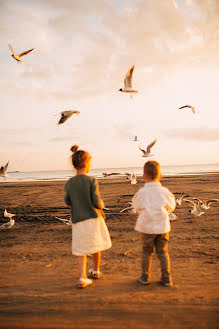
[71, 145, 79, 153]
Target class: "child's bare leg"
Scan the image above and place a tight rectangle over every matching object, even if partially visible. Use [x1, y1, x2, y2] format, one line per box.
[93, 252, 101, 272]
[78, 255, 87, 279]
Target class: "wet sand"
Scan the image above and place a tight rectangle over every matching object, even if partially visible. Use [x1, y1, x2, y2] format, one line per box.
[0, 174, 218, 329]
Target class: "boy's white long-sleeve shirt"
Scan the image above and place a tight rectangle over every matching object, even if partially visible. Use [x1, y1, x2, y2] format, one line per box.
[132, 182, 176, 234]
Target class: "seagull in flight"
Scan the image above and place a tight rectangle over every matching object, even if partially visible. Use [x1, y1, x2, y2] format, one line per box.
[8, 44, 34, 63]
[119, 65, 138, 98]
[57, 110, 80, 125]
[0, 161, 9, 180]
[175, 194, 190, 206]
[179, 105, 195, 114]
[193, 198, 219, 210]
[184, 199, 204, 217]
[133, 136, 139, 142]
[138, 139, 157, 157]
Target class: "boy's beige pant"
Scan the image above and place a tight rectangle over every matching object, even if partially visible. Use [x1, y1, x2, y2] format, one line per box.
[141, 232, 171, 283]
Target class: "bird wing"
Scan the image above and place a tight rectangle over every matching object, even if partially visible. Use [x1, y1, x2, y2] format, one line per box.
[193, 197, 203, 204]
[8, 43, 15, 55]
[4, 161, 9, 172]
[138, 145, 146, 155]
[73, 110, 80, 115]
[124, 65, 134, 89]
[18, 48, 34, 58]
[206, 199, 219, 206]
[4, 209, 8, 217]
[146, 139, 157, 153]
[58, 112, 73, 125]
[184, 199, 195, 208]
[120, 206, 133, 213]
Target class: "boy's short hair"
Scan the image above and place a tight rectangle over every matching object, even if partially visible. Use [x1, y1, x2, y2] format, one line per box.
[144, 161, 161, 180]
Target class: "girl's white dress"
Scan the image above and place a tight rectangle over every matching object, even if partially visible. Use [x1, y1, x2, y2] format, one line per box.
[72, 216, 112, 256]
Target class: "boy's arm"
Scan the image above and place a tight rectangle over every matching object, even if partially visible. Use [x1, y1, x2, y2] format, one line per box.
[91, 178, 104, 209]
[165, 192, 176, 213]
[132, 189, 145, 213]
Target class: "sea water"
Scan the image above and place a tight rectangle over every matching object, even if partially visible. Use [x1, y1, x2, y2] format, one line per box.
[3, 163, 219, 183]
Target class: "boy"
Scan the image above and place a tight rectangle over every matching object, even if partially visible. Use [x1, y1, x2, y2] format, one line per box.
[132, 161, 176, 286]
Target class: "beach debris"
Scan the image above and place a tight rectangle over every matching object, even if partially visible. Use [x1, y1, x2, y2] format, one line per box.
[0, 161, 9, 180]
[102, 172, 120, 178]
[57, 110, 80, 125]
[178, 105, 195, 114]
[175, 194, 190, 206]
[8, 43, 34, 63]
[184, 199, 205, 217]
[169, 213, 178, 221]
[119, 64, 138, 98]
[138, 139, 157, 157]
[192, 198, 219, 210]
[55, 216, 72, 226]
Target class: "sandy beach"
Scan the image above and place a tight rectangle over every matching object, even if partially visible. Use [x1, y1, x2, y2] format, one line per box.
[0, 174, 218, 329]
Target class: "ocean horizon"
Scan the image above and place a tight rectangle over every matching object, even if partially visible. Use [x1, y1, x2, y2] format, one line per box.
[3, 163, 219, 183]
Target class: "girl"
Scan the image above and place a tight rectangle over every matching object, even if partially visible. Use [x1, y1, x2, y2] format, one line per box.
[64, 145, 112, 288]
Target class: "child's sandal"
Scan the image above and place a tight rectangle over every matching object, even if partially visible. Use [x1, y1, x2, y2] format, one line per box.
[78, 278, 93, 288]
[88, 269, 101, 279]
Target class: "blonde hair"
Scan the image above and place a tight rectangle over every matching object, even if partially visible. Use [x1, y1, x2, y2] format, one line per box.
[70, 145, 91, 169]
[144, 160, 161, 180]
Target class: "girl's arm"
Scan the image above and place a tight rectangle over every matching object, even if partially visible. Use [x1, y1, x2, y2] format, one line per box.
[64, 183, 71, 206]
[91, 178, 104, 209]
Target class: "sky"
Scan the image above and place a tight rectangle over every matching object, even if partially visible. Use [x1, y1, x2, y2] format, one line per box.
[0, 0, 219, 171]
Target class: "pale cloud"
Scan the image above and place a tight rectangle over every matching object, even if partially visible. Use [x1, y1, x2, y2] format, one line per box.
[163, 127, 219, 142]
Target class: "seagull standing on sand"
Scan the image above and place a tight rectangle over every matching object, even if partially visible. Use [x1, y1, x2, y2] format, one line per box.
[138, 139, 157, 157]
[55, 217, 72, 226]
[119, 65, 138, 98]
[8, 44, 34, 63]
[184, 199, 204, 217]
[57, 110, 80, 125]
[178, 105, 195, 114]
[0, 161, 9, 180]
[130, 173, 137, 184]
[0, 209, 16, 229]
[193, 198, 219, 210]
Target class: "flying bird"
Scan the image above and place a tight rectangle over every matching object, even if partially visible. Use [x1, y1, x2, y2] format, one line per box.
[184, 199, 204, 217]
[193, 198, 219, 210]
[8, 44, 34, 63]
[119, 65, 138, 97]
[175, 194, 190, 206]
[57, 110, 80, 125]
[138, 139, 157, 157]
[179, 105, 195, 114]
[133, 136, 139, 142]
[0, 161, 9, 180]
